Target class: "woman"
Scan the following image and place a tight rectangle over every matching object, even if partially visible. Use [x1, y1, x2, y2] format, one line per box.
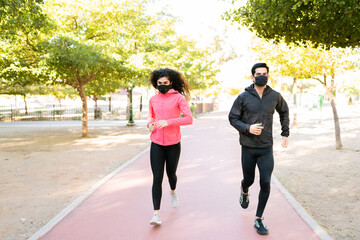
[147, 68, 193, 225]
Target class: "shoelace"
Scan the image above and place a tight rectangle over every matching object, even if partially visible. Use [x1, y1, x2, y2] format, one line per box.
[256, 218, 267, 228]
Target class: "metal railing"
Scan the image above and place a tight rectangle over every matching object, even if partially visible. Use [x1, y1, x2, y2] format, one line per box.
[0, 102, 217, 122]
[0, 104, 148, 122]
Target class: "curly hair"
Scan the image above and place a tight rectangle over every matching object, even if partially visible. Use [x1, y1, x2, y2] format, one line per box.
[149, 68, 191, 101]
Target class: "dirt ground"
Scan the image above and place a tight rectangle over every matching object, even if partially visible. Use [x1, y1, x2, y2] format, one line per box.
[0, 104, 359, 240]
[273, 105, 360, 240]
[0, 122, 151, 240]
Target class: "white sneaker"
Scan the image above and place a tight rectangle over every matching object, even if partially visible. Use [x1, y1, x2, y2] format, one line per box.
[149, 212, 161, 225]
[170, 191, 178, 208]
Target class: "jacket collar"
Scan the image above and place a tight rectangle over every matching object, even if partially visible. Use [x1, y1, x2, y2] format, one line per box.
[157, 88, 178, 95]
[246, 84, 272, 98]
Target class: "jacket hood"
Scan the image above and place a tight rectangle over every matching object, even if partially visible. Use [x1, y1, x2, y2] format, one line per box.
[245, 84, 272, 97]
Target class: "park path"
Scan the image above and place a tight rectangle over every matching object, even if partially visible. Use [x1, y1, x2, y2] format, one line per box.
[35, 111, 325, 240]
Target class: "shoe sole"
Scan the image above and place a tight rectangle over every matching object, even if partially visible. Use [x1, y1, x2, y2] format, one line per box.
[240, 203, 249, 209]
[150, 221, 161, 226]
[239, 197, 249, 209]
[254, 225, 269, 235]
[171, 192, 178, 208]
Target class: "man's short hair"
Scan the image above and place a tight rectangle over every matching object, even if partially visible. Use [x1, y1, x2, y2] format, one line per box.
[251, 63, 269, 76]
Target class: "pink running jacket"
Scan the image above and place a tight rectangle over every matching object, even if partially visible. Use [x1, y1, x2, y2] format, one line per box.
[148, 89, 193, 146]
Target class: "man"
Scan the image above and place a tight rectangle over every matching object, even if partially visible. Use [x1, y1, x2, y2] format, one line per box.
[228, 63, 289, 235]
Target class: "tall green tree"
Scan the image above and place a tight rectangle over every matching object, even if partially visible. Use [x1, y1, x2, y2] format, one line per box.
[0, 0, 53, 44]
[224, 0, 360, 48]
[44, 36, 129, 137]
[2, 0, 220, 134]
[0, 0, 54, 102]
[42, 0, 144, 135]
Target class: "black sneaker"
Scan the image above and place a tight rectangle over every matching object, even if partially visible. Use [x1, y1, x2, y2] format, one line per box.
[239, 188, 249, 209]
[254, 218, 269, 235]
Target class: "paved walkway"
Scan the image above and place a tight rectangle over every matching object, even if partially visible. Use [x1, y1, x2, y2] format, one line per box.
[32, 111, 329, 240]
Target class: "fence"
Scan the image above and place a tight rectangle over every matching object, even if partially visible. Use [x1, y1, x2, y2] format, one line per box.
[0, 103, 148, 122]
[0, 102, 217, 122]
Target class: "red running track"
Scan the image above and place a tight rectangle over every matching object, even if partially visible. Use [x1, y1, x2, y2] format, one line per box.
[37, 111, 323, 240]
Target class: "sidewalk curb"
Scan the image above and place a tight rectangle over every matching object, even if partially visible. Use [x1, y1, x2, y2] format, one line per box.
[272, 175, 333, 240]
[29, 147, 150, 240]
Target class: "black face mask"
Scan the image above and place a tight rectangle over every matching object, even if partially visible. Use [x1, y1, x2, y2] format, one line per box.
[254, 75, 268, 86]
[157, 84, 172, 94]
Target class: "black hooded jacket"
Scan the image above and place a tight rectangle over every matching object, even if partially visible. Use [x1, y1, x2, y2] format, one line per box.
[229, 84, 290, 148]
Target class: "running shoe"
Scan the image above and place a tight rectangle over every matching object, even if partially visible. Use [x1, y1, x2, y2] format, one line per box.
[254, 218, 269, 235]
[149, 212, 162, 225]
[170, 191, 178, 208]
[239, 188, 249, 209]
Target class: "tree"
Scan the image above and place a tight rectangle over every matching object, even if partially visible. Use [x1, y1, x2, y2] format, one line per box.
[249, 38, 358, 149]
[0, 0, 53, 44]
[224, 0, 360, 48]
[147, 36, 220, 90]
[2, 0, 220, 134]
[120, 8, 220, 121]
[0, 0, 54, 106]
[0, 40, 49, 115]
[44, 36, 129, 137]
[42, 0, 152, 134]
[249, 38, 318, 127]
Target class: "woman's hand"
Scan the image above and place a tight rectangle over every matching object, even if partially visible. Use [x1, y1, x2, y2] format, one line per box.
[155, 120, 168, 129]
[147, 123, 155, 132]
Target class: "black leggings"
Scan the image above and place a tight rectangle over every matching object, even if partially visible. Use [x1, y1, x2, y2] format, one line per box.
[150, 142, 181, 210]
[241, 147, 274, 218]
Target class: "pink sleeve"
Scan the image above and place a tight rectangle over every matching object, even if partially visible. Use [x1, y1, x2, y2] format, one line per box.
[148, 99, 155, 123]
[167, 96, 193, 126]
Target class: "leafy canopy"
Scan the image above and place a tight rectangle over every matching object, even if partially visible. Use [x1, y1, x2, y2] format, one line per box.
[224, 0, 360, 48]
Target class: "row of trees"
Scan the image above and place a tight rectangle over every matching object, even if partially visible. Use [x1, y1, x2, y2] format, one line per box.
[249, 38, 359, 149]
[224, 0, 360, 149]
[0, 0, 220, 137]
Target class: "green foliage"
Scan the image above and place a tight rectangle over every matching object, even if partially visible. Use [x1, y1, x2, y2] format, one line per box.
[0, 40, 49, 96]
[225, 0, 360, 48]
[0, 0, 54, 44]
[228, 88, 242, 96]
[1, 0, 220, 103]
[249, 38, 357, 93]
[147, 36, 220, 90]
[0, 0, 53, 97]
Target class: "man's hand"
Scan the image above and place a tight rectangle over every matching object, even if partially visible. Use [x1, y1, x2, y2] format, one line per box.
[249, 123, 264, 135]
[155, 120, 168, 129]
[281, 136, 289, 148]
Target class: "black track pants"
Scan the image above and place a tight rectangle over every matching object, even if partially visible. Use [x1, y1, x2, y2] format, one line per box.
[150, 142, 181, 210]
[241, 146, 274, 218]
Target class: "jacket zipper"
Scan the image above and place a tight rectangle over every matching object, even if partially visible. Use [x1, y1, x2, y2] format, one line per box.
[162, 94, 165, 145]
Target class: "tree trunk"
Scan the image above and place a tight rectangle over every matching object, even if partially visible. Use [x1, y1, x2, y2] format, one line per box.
[23, 94, 28, 115]
[330, 98, 343, 149]
[292, 77, 297, 127]
[324, 79, 343, 149]
[78, 87, 88, 137]
[140, 95, 143, 113]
